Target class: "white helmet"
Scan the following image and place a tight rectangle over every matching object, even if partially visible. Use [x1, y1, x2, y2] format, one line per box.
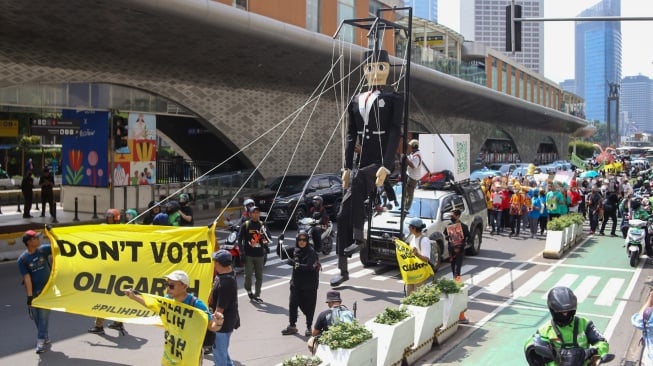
[243, 198, 255, 208]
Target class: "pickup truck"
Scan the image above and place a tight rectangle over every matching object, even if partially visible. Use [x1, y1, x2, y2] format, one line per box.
[360, 179, 488, 267]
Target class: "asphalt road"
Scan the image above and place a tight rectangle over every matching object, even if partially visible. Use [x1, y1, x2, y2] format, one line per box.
[1, 221, 651, 365]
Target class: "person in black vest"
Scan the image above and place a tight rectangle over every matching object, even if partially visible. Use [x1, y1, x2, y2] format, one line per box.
[282, 231, 320, 337]
[331, 49, 402, 286]
[21, 170, 34, 218]
[178, 193, 194, 226]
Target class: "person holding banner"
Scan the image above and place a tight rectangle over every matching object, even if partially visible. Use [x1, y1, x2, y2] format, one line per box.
[405, 217, 431, 295]
[124, 270, 224, 365]
[18, 230, 52, 354]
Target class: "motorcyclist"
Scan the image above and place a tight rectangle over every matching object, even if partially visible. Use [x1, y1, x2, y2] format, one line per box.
[524, 286, 609, 366]
[309, 196, 328, 252]
[124, 209, 138, 224]
[240, 198, 255, 225]
[630, 197, 652, 256]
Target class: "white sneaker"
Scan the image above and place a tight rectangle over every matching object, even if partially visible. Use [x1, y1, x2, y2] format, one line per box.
[36, 339, 46, 354]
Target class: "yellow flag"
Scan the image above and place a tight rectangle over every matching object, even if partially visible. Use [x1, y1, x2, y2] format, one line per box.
[394, 239, 434, 284]
[33, 224, 214, 325]
[142, 293, 208, 366]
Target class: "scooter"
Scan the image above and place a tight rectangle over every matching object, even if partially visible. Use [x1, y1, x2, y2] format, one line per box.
[625, 218, 647, 267]
[220, 219, 269, 267]
[525, 334, 615, 365]
[297, 217, 334, 255]
[219, 220, 243, 268]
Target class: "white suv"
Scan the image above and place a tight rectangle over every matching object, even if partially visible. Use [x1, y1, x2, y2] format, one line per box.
[360, 180, 488, 267]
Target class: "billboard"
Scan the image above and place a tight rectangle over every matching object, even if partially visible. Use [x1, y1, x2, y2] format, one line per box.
[61, 110, 109, 187]
[112, 113, 156, 186]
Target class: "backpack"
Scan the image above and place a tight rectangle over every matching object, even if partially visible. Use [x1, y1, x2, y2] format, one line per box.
[325, 305, 355, 326]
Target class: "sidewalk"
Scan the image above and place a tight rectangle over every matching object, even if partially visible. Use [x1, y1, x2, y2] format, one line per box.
[0, 203, 102, 260]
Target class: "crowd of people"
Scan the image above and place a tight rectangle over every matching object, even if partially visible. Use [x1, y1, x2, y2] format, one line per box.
[479, 170, 653, 241]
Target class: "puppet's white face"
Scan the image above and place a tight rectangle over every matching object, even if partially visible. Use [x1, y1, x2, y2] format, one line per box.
[364, 62, 390, 86]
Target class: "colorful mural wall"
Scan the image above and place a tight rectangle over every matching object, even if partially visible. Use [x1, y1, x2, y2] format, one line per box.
[112, 113, 157, 186]
[61, 110, 109, 187]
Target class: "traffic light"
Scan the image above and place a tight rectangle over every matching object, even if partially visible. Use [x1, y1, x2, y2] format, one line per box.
[505, 4, 522, 52]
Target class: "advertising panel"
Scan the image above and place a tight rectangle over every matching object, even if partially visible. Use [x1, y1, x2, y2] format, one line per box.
[61, 110, 109, 187]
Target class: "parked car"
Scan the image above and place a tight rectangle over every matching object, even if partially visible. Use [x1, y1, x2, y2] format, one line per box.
[470, 168, 501, 181]
[250, 173, 342, 226]
[0, 172, 16, 189]
[360, 180, 488, 267]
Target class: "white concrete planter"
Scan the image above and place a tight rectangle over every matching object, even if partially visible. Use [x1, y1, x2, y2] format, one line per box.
[574, 223, 583, 243]
[366, 316, 415, 366]
[543, 230, 564, 259]
[563, 226, 573, 250]
[404, 302, 444, 364]
[437, 285, 469, 344]
[315, 337, 377, 366]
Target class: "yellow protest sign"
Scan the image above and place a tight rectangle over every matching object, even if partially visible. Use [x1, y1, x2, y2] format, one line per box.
[33, 224, 214, 325]
[142, 293, 208, 366]
[394, 239, 434, 284]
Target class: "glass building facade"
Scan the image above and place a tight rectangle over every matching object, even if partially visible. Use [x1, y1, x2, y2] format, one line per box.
[620, 75, 653, 133]
[404, 0, 438, 23]
[574, 0, 622, 123]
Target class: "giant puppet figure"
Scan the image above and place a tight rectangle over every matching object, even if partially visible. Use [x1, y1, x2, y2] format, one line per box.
[330, 49, 403, 286]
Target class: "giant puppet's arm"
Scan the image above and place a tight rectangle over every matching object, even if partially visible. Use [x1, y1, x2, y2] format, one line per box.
[342, 99, 358, 190]
[376, 93, 403, 187]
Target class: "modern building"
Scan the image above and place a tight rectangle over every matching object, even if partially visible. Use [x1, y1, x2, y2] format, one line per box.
[574, 0, 622, 123]
[620, 75, 653, 133]
[559, 79, 576, 95]
[459, 0, 544, 74]
[404, 0, 438, 22]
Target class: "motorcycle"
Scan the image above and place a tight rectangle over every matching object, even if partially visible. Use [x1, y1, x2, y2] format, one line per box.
[219, 221, 243, 268]
[625, 218, 647, 267]
[525, 334, 615, 365]
[219, 219, 269, 268]
[297, 216, 334, 255]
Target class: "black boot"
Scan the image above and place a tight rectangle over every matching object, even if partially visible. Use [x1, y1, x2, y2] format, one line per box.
[330, 272, 349, 286]
[343, 240, 362, 257]
[330, 256, 349, 286]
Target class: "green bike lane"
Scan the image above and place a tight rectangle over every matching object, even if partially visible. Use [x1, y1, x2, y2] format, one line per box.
[435, 234, 641, 365]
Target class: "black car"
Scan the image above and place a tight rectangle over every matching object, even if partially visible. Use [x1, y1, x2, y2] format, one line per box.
[251, 174, 342, 225]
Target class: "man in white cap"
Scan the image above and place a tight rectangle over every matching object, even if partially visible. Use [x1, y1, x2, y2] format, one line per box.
[17, 230, 52, 353]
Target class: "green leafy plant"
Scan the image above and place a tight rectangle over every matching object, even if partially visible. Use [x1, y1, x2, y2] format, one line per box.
[435, 277, 464, 294]
[374, 306, 410, 325]
[319, 320, 372, 349]
[401, 283, 441, 307]
[547, 214, 576, 231]
[568, 213, 585, 225]
[282, 355, 323, 366]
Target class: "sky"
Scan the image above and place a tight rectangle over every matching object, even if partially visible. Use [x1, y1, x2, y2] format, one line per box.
[438, 0, 653, 83]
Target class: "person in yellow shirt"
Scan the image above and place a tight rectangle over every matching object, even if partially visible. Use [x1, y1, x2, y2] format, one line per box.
[509, 184, 526, 238]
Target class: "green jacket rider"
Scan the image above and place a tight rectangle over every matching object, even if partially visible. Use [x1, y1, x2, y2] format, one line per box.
[525, 286, 609, 366]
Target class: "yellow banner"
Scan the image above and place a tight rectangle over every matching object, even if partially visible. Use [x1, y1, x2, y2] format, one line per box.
[33, 224, 214, 324]
[394, 239, 434, 284]
[142, 293, 208, 366]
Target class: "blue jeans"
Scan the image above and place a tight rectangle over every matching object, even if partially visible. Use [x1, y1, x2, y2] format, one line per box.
[490, 209, 502, 232]
[31, 306, 51, 340]
[213, 331, 234, 366]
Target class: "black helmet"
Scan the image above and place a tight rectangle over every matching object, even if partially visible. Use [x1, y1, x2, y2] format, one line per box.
[312, 196, 323, 206]
[296, 231, 309, 246]
[632, 197, 642, 210]
[547, 286, 577, 326]
[166, 200, 180, 213]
